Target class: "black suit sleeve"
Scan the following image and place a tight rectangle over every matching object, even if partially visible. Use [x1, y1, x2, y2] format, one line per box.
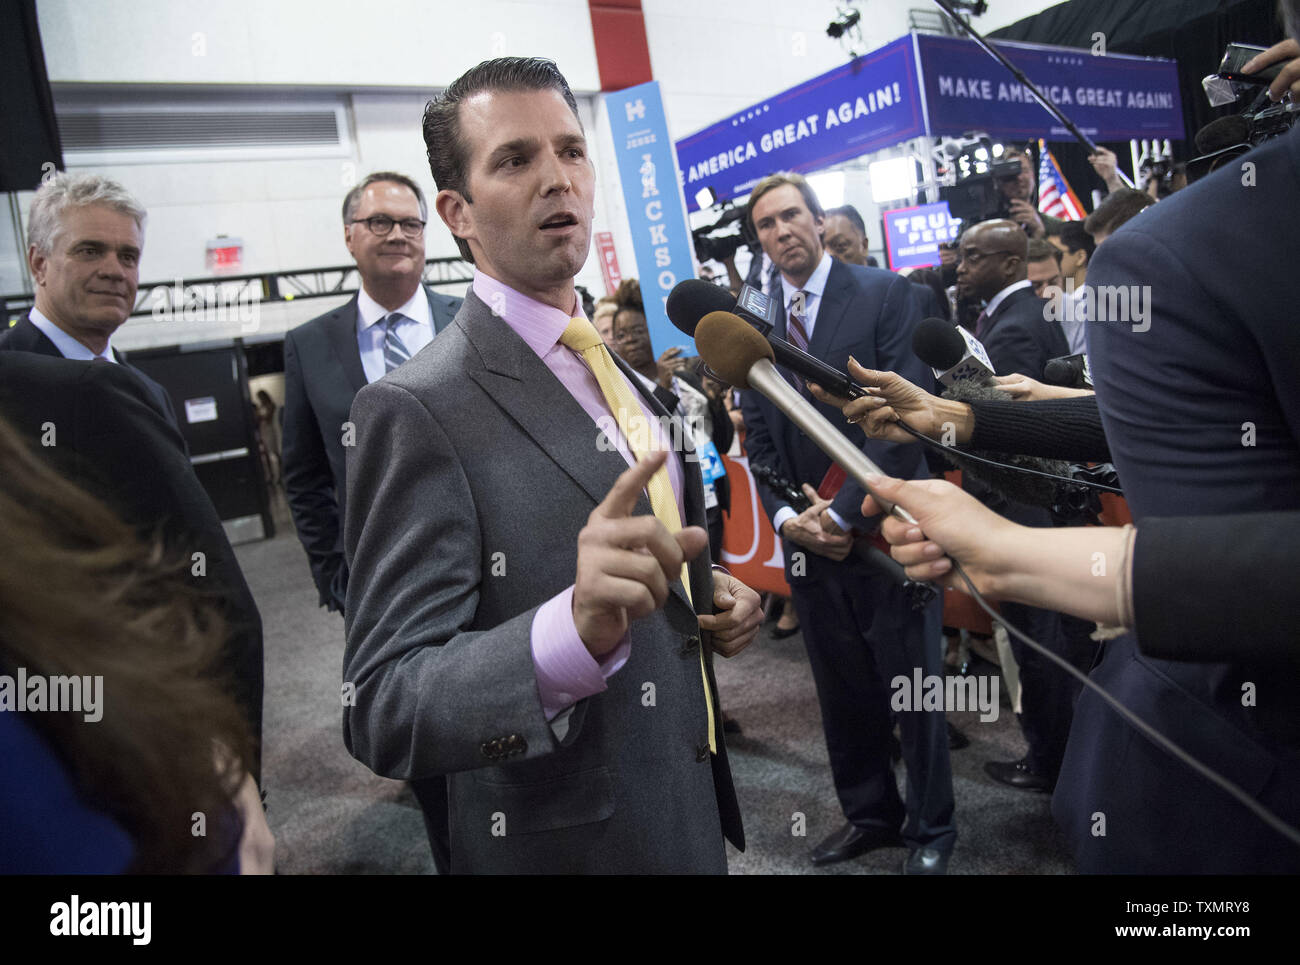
[983, 312, 1049, 380]
[829, 276, 927, 528]
[1134, 513, 1300, 665]
[73, 364, 265, 773]
[281, 330, 345, 612]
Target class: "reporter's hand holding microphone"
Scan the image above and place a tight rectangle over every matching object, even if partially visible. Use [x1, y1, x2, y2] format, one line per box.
[859, 473, 1133, 628]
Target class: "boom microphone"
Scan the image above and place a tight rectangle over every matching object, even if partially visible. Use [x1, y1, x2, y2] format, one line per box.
[666, 279, 864, 399]
[693, 310, 916, 524]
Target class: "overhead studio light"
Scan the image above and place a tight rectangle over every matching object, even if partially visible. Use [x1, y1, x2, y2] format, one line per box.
[807, 171, 846, 209]
[869, 156, 917, 203]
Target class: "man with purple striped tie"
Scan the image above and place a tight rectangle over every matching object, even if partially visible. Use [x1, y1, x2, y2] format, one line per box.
[739, 171, 956, 874]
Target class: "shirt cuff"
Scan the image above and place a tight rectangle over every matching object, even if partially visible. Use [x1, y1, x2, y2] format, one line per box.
[531, 585, 630, 722]
[824, 505, 851, 534]
[772, 505, 798, 538]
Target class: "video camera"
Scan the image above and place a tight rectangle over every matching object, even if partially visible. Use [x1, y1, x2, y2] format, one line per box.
[937, 134, 1024, 226]
[1191, 42, 1300, 179]
[691, 200, 757, 265]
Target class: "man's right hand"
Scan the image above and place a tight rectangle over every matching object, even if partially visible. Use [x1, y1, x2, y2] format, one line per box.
[1087, 147, 1124, 192]
[573, 451, 708, 658]
[1243, 38, 1300, 103]
[779, 484, 852, 561]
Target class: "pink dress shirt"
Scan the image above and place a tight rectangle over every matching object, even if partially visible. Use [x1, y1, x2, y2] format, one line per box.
[471, 273, 687, 721]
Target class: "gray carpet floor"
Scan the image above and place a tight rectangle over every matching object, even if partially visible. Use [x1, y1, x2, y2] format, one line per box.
[241, 501, 1074, 875]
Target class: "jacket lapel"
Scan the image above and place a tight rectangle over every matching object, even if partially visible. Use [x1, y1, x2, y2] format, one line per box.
[325, 295, 368, 392]
[806, 259, 852, 360]
[424, 285, 455, 335]
[461, 291, 706, 620]
[10, 316, 62, 358]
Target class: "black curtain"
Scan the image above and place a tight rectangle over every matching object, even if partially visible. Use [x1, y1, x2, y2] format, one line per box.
[1, 0, 63, 192]
[989, 0, 1285, 209]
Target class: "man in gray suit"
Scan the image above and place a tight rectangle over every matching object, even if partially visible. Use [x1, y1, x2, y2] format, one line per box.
[342, 57, 762, 873]
[282, 172, 461, 616]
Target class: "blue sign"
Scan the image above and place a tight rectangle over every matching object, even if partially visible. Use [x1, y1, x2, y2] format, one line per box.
[605, 81, 698, 354]
[882, 201, 961, 271]
[916, 34, 1183, 142]
[675, 36, 925, 212]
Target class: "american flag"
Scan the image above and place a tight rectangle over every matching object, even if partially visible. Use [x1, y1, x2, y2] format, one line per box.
[1037, 139, 1086, 221]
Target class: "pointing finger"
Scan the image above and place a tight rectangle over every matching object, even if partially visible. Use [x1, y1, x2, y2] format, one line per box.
[593, 450, 668, 520]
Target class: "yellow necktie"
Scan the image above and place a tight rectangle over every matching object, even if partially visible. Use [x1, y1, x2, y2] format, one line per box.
[560, 316, 716, 753]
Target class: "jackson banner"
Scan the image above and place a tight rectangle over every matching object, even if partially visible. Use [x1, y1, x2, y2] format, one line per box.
[916, 33, 1183, 142]
[604, 80, 698, 353]
[674, 36, 925, 212]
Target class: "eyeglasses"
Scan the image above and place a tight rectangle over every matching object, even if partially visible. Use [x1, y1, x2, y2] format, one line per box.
[349, 215, 426, 238]
[959, 249, 1017, 265]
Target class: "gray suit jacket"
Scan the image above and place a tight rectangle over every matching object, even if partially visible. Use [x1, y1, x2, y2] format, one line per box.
[342, 290, 743, 873]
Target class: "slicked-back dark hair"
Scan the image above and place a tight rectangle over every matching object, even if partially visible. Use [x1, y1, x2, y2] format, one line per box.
[422, 57, 582, 262]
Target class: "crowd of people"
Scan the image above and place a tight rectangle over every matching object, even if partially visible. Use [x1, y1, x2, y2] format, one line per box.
[4, 8, 1300, 875]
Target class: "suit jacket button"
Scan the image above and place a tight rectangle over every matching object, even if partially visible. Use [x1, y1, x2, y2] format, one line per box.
[680, 634, 701, 656]
[696, 742, 709, 763]
[509, 735, 527, 755]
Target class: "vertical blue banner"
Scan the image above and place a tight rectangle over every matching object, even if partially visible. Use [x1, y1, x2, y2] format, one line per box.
[604, 81, 697, 355]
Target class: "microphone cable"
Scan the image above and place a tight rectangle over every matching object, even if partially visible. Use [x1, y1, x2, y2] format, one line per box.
[945, 557, 1300, 849]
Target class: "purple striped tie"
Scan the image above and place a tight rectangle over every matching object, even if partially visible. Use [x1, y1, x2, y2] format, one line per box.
[784, 291, 810, 391]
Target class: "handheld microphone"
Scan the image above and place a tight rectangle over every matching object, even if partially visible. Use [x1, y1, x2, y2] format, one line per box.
[692, 310, 917, 525]
[666, 279, 865, 399]
[911, 317, 996, 387]
[1043, 353, 1093, 389]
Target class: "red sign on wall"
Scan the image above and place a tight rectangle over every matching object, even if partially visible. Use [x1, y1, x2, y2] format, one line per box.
[718, 455, 790, 597]
[594, 231, 622, 295]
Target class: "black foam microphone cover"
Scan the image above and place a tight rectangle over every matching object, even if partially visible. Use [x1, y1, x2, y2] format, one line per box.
[911, 316, 968, 370]
[666, 279, 734, 337]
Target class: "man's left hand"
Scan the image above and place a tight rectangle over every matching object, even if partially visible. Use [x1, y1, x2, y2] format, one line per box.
[698, 571, 763, 657]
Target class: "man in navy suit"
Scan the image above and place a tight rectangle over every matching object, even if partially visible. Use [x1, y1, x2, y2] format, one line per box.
[739, 172, 955, 874]
[282, 172, 462, 617]
[1063, 9, 1300, 871]
[954, 220, 1091, 795]
[0, 172, 178, 430]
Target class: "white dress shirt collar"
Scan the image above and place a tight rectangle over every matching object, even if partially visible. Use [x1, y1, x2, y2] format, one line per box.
[984, 278, 1032, 318]
[29, 308, 117, 362]
[355, 284, 431, 334]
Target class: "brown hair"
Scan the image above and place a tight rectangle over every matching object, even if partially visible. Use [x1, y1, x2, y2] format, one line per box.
[1085, 188, 1155, 239]
[0, 413, 254, 873]
[1027, 238, 1062, 265]
[746, 171, 825, 233]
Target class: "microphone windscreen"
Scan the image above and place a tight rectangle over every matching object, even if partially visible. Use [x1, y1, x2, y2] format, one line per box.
[912, 316, 967, 370]
[695, 311, 773, 389]
[1043, 357, 1073, 386]
[666, 279, 735, 336]
[1194, 115, 1250, 154]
